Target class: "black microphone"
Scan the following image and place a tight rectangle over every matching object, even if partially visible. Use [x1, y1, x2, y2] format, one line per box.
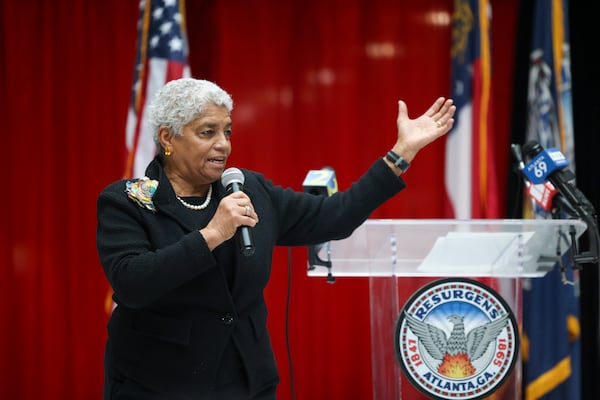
[221, 167, 255, 256]
[510, 143, 578, 216]
[522, 141, 596, 218]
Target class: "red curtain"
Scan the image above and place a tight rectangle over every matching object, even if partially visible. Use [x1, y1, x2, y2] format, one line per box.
[0, 1, 518, 399]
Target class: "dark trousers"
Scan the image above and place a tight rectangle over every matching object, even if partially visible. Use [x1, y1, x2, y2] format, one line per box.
[104, 372, 277, 400]
[104, 354, 277, 400]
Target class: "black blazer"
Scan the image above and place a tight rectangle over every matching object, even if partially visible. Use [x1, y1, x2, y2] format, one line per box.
[96, 156, 405, 398]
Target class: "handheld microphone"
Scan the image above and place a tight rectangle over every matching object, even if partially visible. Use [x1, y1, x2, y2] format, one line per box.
[522, 141, 596, 218]
[221, 167, 255, 256]
[510, 144, 578, 215]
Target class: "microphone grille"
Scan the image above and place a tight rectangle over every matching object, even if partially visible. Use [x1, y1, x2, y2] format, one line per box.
[221, 167, 245, 188]
[522, 141, 543, 158]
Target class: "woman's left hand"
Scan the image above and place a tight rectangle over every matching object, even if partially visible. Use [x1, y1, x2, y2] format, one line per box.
[391, 97, 456, 163]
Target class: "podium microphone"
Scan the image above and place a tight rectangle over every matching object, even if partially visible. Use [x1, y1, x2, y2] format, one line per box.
[510, 144, 577, 216]
[302, 166, 338, 283]
[521, 141, 596, 219]
[517, 142, 599, 268]
[221, 167, 255, 256]
[302, 166, 338, 197]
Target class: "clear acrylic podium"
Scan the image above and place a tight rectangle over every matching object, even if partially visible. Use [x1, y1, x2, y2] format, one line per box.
[307, 219, 588, 400]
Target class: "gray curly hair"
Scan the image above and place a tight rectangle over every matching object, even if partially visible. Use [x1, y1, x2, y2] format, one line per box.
[147, 78, 234, 149]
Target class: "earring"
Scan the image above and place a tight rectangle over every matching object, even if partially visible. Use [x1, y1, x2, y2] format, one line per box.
[165, 148, 172, 156]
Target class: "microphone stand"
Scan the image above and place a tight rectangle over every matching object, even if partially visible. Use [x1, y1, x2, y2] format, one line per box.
[569, 212, 600, 268]
[511, 143, 599, 269]
[307, 242, 335, 284]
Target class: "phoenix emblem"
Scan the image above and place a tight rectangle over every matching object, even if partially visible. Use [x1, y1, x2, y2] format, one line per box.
[404, 311, 509, 378]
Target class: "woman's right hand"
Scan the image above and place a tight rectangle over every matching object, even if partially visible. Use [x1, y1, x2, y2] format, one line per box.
[200, 191, 258, 251]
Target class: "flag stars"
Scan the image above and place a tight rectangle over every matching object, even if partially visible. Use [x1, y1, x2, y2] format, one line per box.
[159, 21, 173, 35]
[153, 7, 164, 20]
[145, 0, 187, 61]
[169, 37, 183, 52]
[150, 35, 160, 49]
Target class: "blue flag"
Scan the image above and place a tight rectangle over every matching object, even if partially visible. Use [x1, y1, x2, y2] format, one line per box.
[522, 1, 580, 399]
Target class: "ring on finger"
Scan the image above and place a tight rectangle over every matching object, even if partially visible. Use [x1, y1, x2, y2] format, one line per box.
[245, 205, 251, 216]
[436, 120, 443, 127]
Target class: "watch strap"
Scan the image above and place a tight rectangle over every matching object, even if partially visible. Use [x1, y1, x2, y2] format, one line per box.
[385, 150, 410, 173]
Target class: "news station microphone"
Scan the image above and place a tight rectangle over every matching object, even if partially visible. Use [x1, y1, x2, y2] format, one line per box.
[221, 167, 255, 256]
[302, 166, 338, 197]
[510, 143, 578, 216]
[302, 166, 338, 283]
[522, 141, 596, 218]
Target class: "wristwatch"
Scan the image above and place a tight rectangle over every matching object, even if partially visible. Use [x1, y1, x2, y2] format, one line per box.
[385, 150, 410, 173]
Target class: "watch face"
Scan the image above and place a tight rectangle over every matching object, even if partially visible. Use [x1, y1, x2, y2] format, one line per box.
[395, 278, 519, 400]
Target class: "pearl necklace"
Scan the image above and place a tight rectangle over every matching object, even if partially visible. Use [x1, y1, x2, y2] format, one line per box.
[176, 185, 213, 210]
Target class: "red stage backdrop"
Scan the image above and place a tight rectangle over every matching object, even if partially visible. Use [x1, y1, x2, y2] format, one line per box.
[0, 1, 517, 399]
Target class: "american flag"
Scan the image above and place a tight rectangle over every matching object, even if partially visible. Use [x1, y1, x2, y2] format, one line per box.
[124, 0, 191, 179]
[106, 0, 190, 315]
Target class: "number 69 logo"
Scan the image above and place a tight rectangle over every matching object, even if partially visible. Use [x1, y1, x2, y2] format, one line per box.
[533, 160, 547, 178]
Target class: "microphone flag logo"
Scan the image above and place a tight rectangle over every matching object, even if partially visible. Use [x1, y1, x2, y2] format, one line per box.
[395, 278, 519, 400]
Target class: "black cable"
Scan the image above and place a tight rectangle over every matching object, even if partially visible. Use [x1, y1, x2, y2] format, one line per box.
[509, 174, 524, 218]
[286, 246, 296, 400]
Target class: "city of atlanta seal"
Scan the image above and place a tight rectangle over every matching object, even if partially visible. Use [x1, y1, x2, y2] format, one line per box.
[394, 278, 519, 400]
